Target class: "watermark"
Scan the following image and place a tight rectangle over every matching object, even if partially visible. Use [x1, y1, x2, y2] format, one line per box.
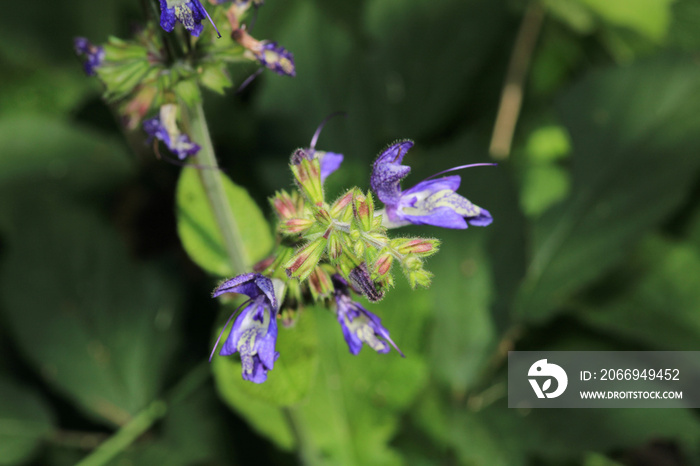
[508, 351, 700, 408]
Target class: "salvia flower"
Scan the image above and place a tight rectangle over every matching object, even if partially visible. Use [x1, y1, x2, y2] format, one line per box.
[159, 0, 220, 38]
[74, 37, 105, 76]
[234, 29, 296, 77]
[255, 41, 296, 77]
[371, 140, 494, 229]
[143, 104, 201, 159]
[332, 275, 403, 356]
[211, 273, 280, 383]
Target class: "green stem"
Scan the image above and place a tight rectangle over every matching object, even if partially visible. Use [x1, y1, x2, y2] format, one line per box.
[283, 407, 320, 466]
[75, 401, 167, 466]
[189, 102, 249, 274]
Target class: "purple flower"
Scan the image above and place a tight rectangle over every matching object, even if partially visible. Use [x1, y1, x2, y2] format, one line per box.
[159, 0, 220, 38]
[370, 140, 494, 229]
[143, 105, 200, 159]
[211, 273, 279, 383]
[255, 41, 295, 77]
[332, 275, 403, 356]
[74, 37, 104, 76]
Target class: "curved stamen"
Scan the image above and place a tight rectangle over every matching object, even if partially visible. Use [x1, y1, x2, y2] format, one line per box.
[420, 163, 497, 182]
[201, 3, 222, 38]
[309, 111, 347, 150]
[209, 299, 252, 362]
[237, 67, 264, 93]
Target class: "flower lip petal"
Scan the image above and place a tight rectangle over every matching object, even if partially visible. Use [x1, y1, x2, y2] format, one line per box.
[370, 140, 414, 205]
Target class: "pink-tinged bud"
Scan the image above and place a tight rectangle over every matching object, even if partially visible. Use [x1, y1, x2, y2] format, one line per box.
[352, 190, 375, 232]
[393, 238, 440, 257]
[253, 254, 276, 273]
[308, 266, 333, 300]
[330, 191, 354, 220]
[281, 217, 314, 235]
[327, 231, 343, 260]
[314, 208, 332, 226]
[285, 237, 326, 282]
[373, 253, 393, 278]
[271, 190, 305, 220]
[291, 158, 324, 206]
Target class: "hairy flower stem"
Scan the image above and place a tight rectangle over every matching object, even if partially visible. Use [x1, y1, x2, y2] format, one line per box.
[189, 102, 249, 274]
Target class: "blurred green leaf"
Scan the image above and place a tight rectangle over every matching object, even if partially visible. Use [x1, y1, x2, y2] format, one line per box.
[0, 192, 181, 425]
[579, 236, 700, 350]
[213, 356, 296, 451]
[213, 305, 319, 407]
[283, 281, 431, 466]
[429, 229, 496, 395]
[0, 115, 133, 191]
[515, 57, 700, 322]
[0, 379, 54, 466]
[521, 164, 570, 217]
[176, 167, 273, 277]
[578, 0, 674, 42]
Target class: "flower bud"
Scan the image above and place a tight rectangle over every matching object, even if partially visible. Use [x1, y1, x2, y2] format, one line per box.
[352, 190, 375, 232]
[291, 157, 324, 207]
[327, 230, 343, 260]
[393, 238, 440, 257]
[407, 268, 433, 289]
[271, 190, 305, 220]
[330, 191, 354, 221]
[285, 237, 326, 281]
[372, 252, 393, 278]
[314, 208, 332, 226]
[280, 217, 314, 235]
[308, 266, 334, 301]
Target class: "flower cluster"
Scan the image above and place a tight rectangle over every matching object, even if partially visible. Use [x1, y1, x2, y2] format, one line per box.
[74, 0, 294, 160]
[212, 126, 494, 383]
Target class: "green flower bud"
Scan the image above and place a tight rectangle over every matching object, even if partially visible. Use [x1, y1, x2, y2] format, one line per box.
[291, 157, 324, 206]
[285, 237, 326, 281]
[330, 190, 354, 222]
[352, 190, 375, 231]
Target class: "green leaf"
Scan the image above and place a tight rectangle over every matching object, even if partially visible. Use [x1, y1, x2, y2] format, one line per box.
[578, 0, 675, 42]
[515, 57, 700, 322]
[428, 229, 496, 395]
[0, 379, 54, 466]
[176, 167, 273, 277]
[0, 115, 133, 191]
[213, 305, 319, 407]
[212, 358, 295, 451]
[579, 236, 700, 350]
[0, 192, 181, 425]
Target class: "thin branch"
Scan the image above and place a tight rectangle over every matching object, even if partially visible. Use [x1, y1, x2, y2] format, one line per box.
[489, 2, 545, 159]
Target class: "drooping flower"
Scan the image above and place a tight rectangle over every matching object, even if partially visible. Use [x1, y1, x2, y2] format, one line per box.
[211, 273, 280, 383]
[371, 140, 494, 229]
[332, 275, 403, 356]
[233, 29, 296, 77]
[74, 37, 105, 76]
[159, 0, 220, 38]
[143, 104, 201, 159]
[255, 41, 296, 77]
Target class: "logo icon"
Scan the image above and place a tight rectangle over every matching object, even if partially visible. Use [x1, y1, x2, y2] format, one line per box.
[528, 359, 568, 399]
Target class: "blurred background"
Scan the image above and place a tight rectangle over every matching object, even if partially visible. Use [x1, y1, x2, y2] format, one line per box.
[2, 0, 700, 464]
